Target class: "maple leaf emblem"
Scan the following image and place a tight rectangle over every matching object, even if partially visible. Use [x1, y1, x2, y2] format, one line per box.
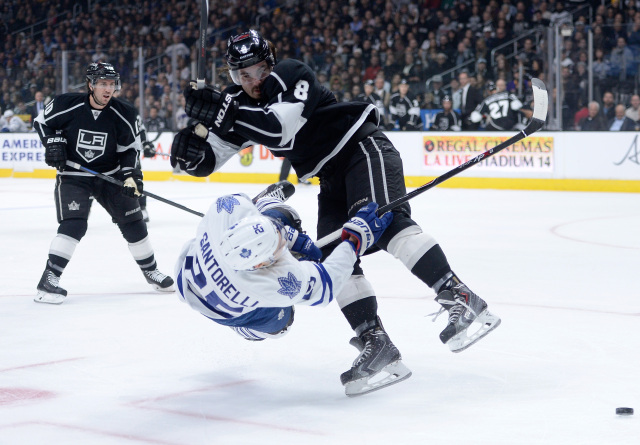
[277, 272, 301, 298]
[216, 195, 241, 214]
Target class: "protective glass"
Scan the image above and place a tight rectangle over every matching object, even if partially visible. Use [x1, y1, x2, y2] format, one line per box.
[230, 63, 271, 86]
[91, 78, 121, 92]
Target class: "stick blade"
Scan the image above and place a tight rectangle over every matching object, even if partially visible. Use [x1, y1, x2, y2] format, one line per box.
[530, 78, 548, 122]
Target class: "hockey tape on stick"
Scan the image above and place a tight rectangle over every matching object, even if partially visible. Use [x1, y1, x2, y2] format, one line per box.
[65, 161, 205, 217]
[197, 0, 209, 90]
[315, 78, 549, 249]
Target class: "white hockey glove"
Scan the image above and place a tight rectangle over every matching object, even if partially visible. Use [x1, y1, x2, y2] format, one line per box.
[341, 203, 394, 256]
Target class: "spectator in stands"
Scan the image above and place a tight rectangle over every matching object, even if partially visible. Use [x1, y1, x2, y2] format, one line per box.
[601, 91, 617, 121]
[608, 103, 637, 131]
[1, 110, 28, 132]
[28, 91, 46, 121]
[363, 54, 382, 81]
[400, 53, 423, 92]
[577, 101, 607, 131]
[456, 71, 483, 130]
[475, 58, 490, 82]
[609, 36, 636, 90]
[625, 94, 640, 122]
[329, 75, 345, 102]
[373, 73, 391, 110]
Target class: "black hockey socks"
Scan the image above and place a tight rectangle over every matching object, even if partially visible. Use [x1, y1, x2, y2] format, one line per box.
[341, 296, 379, 335]
[409, 244, 452, 288]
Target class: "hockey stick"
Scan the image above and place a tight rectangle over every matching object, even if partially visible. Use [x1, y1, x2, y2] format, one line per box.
[65, 161, 205, 217]
[316, 78, 549, 248]
[65, 161, 296, 218]
[196, 0, 209, 90]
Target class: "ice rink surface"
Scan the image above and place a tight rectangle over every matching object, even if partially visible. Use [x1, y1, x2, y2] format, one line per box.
[1, 177, 639, 445]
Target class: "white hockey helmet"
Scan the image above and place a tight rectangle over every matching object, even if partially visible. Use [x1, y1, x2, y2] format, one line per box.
[219, 215, 287, 271]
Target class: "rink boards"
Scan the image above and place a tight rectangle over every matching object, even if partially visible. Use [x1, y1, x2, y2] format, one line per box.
[1, 131, 639, 193]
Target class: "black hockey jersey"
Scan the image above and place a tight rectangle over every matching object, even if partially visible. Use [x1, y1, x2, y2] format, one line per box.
[389, 93, 423, 130]
[34, 93, 141, 175]
[431, 110, 462, 131]
[207, 58, 380, 180]
[470, 91, 523, 131]
[353, 92, 386, 119]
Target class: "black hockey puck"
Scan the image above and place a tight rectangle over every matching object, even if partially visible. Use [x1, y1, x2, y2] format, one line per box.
[616, 407, 634, 415]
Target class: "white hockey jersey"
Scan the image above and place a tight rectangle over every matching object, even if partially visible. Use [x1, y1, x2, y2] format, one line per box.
[175, 193, 357, 320]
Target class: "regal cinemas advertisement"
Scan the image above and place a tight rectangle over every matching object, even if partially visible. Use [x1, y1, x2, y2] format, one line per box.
[422, 134, 554, 173]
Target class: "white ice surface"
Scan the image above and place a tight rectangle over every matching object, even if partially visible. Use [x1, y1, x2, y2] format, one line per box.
[1, 178, 639, 444]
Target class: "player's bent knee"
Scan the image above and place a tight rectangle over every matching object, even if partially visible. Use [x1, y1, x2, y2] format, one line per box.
[118, 220, 148, 243]
[335, 275, 375, 309]
[57, 218, 88, 240]
[385, 226, 438, 270]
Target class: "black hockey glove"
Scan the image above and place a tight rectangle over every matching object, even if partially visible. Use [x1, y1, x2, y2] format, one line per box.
[170, 123, 216, 177]
[44, 136, 68, 171]
[117, 168, 143, 198]
[341, 203, 394, 256]
[142, 141, 156, 158]
[184, 82, 239, 135]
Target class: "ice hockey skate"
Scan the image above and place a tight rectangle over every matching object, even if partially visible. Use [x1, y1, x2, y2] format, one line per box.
[251, 180, 295, 204]
[432, 283, 501, 353]
[143, 269, 175, 292]
[340, 320, 412, 397]
[34, 268, 67, 305]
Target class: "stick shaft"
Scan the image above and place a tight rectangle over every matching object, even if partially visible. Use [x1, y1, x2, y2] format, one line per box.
[197, 0, 209, 89]
[65, 161, 204, 217]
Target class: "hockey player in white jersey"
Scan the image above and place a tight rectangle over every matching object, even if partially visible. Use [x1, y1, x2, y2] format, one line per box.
[175, 193, 408, 394]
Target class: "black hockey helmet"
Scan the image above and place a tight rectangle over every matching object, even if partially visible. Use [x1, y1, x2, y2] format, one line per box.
[485, 81, 497, 93]
[86, 62, 121, 91]
[226, 30, 276, 71]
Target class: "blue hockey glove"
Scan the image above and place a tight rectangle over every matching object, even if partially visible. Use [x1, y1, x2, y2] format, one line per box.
[341, 203, 393, 256]
[284, 226, 322, 262]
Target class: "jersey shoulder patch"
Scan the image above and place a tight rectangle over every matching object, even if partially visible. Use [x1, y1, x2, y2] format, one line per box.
[45, 93, 85, 116]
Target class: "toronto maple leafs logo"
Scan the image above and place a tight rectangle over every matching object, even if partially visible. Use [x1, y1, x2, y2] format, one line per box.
[240, 248, 251, 258]
[216, 195, 241, 214]
[277, 272, 301, 298]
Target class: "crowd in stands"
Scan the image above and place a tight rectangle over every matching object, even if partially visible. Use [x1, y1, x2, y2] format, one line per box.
[2, 0, 640, 133]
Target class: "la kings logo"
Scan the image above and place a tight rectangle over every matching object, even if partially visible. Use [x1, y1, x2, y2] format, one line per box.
[76, 130, 108, 163]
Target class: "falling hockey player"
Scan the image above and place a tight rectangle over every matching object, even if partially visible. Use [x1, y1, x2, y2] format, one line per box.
[170, 30, 501, 396]
[174, 192, 404, 387]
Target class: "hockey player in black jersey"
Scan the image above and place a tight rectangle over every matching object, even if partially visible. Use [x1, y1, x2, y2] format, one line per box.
[470, 80, 532, 131]
[388, 79, 424, 131]
[430, 95, 462, 131]
[171, 30, 500, 396]
[33, 62, 174, 304]
[353, 79, 387, 125]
